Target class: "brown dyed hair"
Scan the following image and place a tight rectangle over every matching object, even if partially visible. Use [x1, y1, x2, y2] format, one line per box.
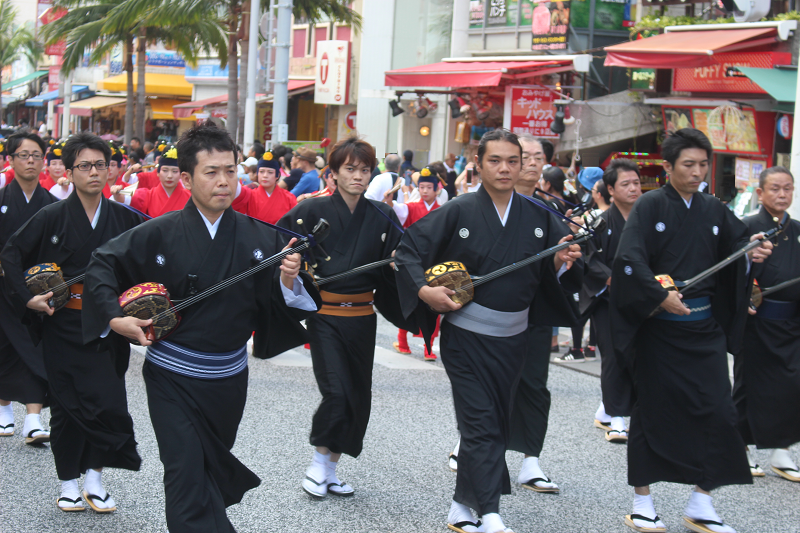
[328, 136, 377, 173]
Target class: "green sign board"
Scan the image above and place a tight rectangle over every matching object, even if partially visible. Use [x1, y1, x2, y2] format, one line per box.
[630, 68, 656, 91]
[571, 0, 631, 31]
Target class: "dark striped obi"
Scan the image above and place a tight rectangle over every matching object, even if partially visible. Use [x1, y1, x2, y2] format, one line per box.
[653, 296, 712, 322]
[757, 299, 800, 320]
[146, 340, 248, 379]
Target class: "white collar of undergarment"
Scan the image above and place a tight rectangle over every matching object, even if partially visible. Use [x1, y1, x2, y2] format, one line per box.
[90, 200, 101, 229]
[493, 194, 512, 227]
[198, 210, 223, 239]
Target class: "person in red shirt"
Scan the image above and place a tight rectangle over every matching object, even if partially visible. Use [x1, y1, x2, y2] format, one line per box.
[112, 144, 189, 217]
[384, 166, 444, 360]
[232, 150, 297, 224]
[102, 142, 127, 198]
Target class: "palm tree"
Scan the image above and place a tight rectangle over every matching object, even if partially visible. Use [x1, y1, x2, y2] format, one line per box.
[42, 0, 227, 142]
[0, 0, 43, 123]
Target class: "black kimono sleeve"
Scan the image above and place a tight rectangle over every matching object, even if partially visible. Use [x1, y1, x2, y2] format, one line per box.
[1, 210, 49, 319]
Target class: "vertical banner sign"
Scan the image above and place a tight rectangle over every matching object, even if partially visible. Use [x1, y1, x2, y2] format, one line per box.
[314, 40, 350, 106]
[257, 104, 273, 143]
[531, 0, 570, 50]
[503, 85, 559, 139]
[38, 1, 67, 56]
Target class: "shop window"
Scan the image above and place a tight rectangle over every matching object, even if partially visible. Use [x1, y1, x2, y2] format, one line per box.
[292, 28, 307, 58]
[336, 25, 351, 42]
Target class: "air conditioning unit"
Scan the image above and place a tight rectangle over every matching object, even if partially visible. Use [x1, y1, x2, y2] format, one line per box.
[718, 0, 771, 22]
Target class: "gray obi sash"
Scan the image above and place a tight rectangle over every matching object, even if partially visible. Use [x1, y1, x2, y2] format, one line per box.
[444, 301, 529, 338]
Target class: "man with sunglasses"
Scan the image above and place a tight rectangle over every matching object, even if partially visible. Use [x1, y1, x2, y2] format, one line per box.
[0, 132, 58, 446]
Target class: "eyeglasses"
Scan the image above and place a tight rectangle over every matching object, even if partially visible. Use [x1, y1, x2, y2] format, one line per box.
[73, 161, 109, 171]
[10, 152, 44, 161]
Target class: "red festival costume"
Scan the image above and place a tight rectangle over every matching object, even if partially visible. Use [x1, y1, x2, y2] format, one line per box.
[232, 184, 297, 224]
[130, 183, 191, 218]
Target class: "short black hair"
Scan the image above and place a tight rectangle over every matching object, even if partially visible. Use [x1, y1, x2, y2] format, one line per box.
[661, 128, 712, 167]
[6, 132, 46, 157]
[542, 165, 566, 192]
[130, 136, 141, 144]
[251, 142, 265, 159]
[539, 139, 554, 164]
[759, 166, 794, 189]
[177, 121, 238, 177]
[62, 132, 111, 169]
[603, 158, 640, 189]
[477, 129, 522, 163]
[403, 149, 414, 162]
[328, 136, 377, 173]
[595, 179, 611, 204]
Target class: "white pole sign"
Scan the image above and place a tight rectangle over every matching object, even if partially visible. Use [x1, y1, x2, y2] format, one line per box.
[314, 40, 350, 106]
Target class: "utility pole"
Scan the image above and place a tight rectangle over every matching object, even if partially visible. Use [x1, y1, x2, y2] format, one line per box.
[271, 0, 292, 144]
[243, 0, 260, 153]
[61, 71, 72, 138]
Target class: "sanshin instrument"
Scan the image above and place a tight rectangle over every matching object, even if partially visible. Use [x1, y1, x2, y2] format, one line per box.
[118, 218, 330, 344]
[424, 215, 605, 307]
[751, 275, 800, 308]
[650, 218, 784, 317]
[25, 263, 86, 312]
[313, 257, 395, 286]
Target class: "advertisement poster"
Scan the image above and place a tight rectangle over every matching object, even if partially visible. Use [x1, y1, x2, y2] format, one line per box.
[503, 85, 559, 139]
[314, 40, 350, 106]
[571, 0, 634, 30]
[734, 157, 764, 189]
[692, 109, 726, 151]
[531, 0, 570, 50]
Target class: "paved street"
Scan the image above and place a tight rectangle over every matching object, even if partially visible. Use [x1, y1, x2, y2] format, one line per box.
[1, 316, 798, 533]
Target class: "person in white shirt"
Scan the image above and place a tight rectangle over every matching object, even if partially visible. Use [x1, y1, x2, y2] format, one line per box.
[365, 153, 402, 202]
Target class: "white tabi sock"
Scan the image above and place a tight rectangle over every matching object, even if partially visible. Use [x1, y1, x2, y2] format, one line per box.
[610, 416, 627, 433]
[595, 402, 611, 424]
[307, 451, 329, 484]
[58, 479, 83, 509]
[632, 493, 666, 529]
[770, 449, 799, 471]
[447, 500, 481, 531]
[452, 436, 461, 457]
[0, 403, 13, 427]
[83, 469, 116, 509]
[518, 456, 557, 490]
[480, 512, 506, 533]
[22, 413, 43, 435]
[685, 491, 736, 533]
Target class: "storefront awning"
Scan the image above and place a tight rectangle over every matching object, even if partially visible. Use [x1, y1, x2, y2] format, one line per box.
[736, 67, 796, 103]
[97, 73, 193, 97]
[149, 98, 190, 119]
[173, 94, 226, 119]
[56, 96, 126, 117]
[604, 28, 779, 69]
[4, 70, 48, 91]
[25, 85, 89, 107]
[384, 56, 591, 88]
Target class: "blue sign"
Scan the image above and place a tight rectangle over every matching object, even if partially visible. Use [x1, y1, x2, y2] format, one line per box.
[185, 63, 240, 81]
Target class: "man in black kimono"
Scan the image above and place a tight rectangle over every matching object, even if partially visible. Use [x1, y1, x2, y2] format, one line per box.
[82, 122, 321, 533]
[0, 132, 58, 445]
[735, 166, 800, 482]
[610, 128, 772, 533]
[279, 137, 410, 499]
[1, 133, 143, 512]
[582, 158, 642, 442]
[507, 133, 565, 494]
[395, 130, 582, 533]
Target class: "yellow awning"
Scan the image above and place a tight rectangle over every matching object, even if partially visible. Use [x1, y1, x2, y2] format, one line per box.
[149, 98, 193, 120]
[97, 73, 193, 97]
[56, 96, 126, 117]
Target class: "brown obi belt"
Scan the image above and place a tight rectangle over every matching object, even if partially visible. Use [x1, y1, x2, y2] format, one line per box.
[64, 283, 84, 310]
[318, 290, 374, 317]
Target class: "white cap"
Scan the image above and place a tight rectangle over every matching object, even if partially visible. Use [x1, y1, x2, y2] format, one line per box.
[244, 157, 258, 167]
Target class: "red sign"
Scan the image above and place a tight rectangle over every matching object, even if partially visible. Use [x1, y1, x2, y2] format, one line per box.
[39, 5, 67, 56]
[320, 52, 329, 85]
[672, 52, 792, 94]
[345, 111, 356, 130]
[48, 65, 60, 86]
[505, 86, 559, 139]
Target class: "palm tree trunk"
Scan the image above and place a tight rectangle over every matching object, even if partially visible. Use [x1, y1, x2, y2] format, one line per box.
[227, 1, 240, 138]
[238, 9, 249, 145]
[124, 37, 134, 145]
[135, 28, 147, 142]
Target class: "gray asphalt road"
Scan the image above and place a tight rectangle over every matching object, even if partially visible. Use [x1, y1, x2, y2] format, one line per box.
[1, 318, 798, 533]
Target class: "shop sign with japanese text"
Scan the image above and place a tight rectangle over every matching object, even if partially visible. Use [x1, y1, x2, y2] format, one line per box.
[531, 1, 570, 51]
[503, 85, 559, 139]
[672, 52, 791, 94]
[315, 40, 350, 106]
